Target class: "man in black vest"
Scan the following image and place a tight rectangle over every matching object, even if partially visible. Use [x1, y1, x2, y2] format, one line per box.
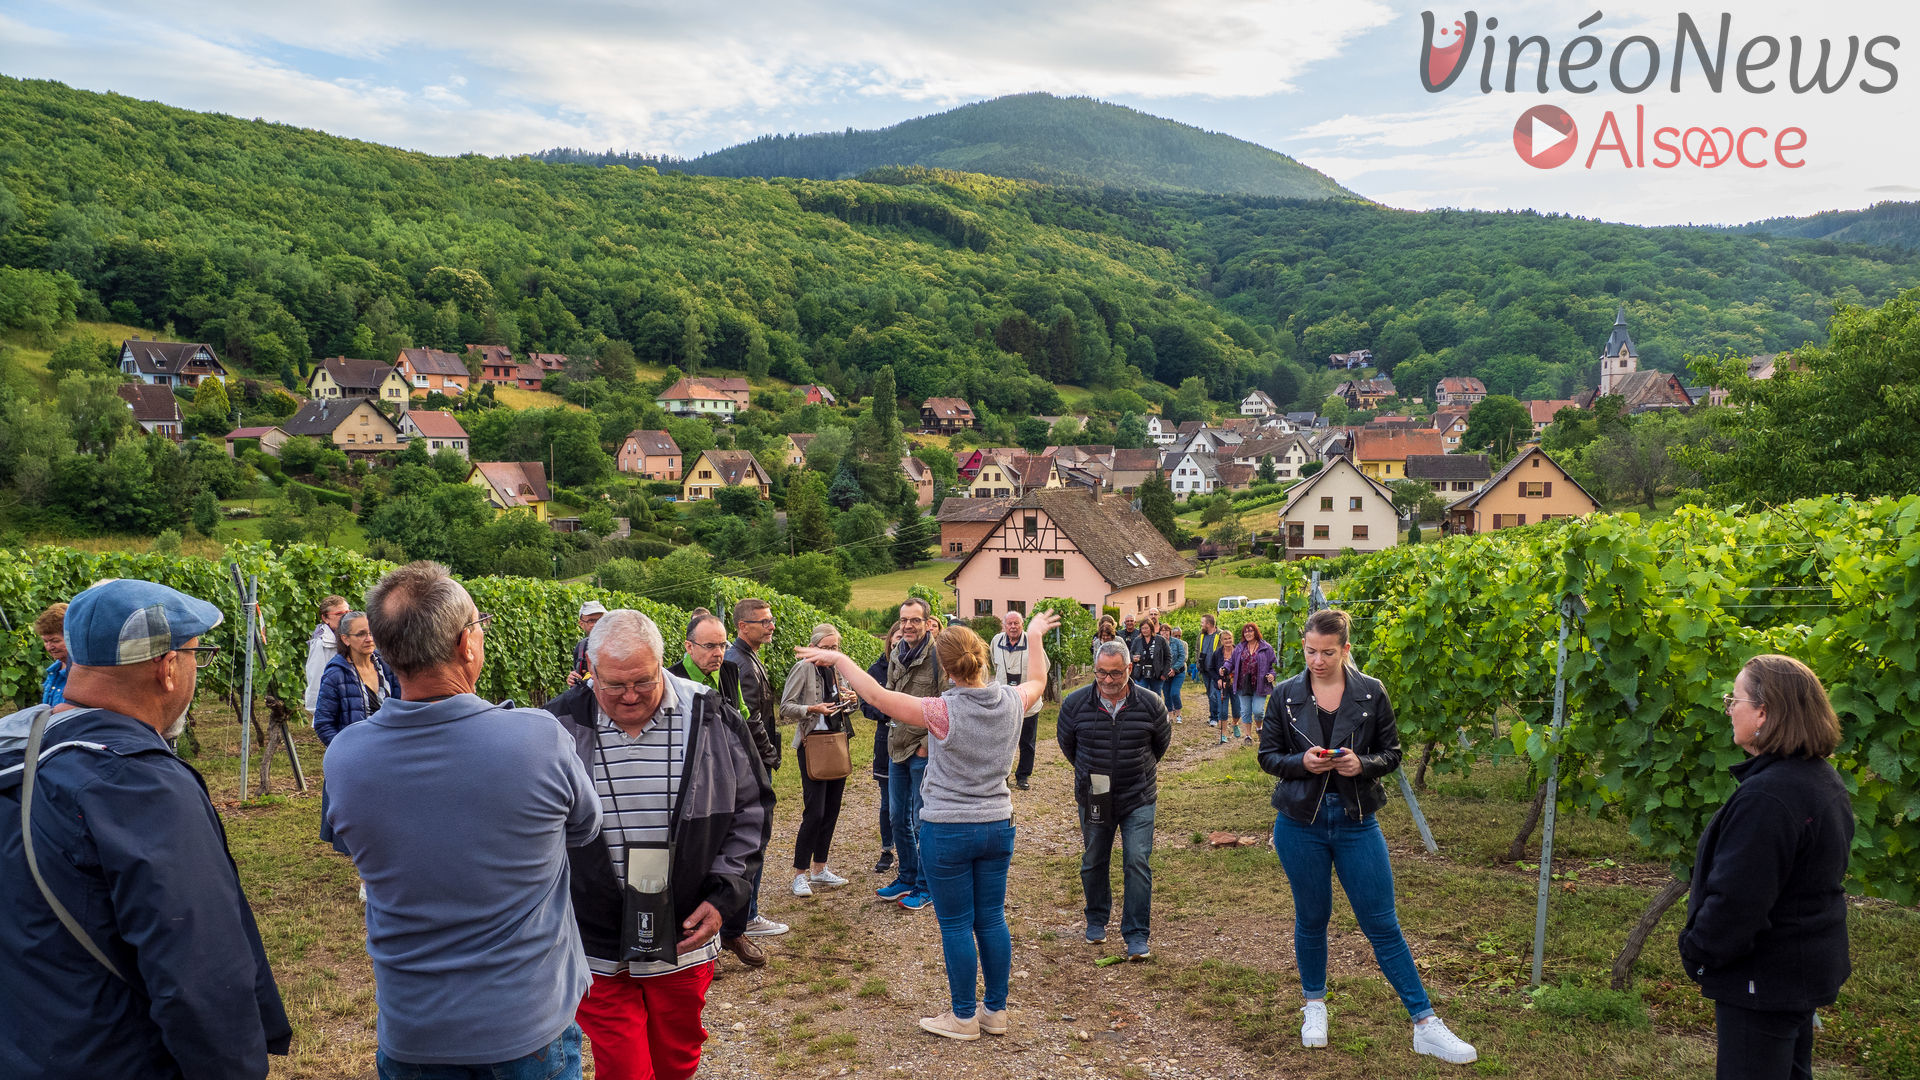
[721, 598, 787, 949]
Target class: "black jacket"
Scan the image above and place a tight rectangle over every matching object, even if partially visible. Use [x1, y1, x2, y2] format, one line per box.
[1056, 682, 1172, 821]
[723, 641, 781, 772]
[860, 653, 892, 781]
[0, 707, 291, 1080]
[1258, 669, 1402, 823]
[544, 679, 775, 964]
[1679, 753, 1853, 1011]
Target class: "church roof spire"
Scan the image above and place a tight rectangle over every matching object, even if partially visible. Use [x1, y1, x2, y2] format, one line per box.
[1604, 307, 1637, 359]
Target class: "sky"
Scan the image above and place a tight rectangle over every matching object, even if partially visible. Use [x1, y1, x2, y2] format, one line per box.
[0, 0, 1913, 226]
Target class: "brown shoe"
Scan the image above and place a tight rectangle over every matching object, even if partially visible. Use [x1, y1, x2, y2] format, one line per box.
[722, 934, 767, 968]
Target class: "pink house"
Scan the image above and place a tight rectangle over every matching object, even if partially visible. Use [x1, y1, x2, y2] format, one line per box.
[945, 488, 1193, 619]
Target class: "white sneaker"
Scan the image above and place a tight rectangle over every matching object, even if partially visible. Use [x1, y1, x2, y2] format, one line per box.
[1301, 1001, 1328, 1047]
[358, 882, 367, 903]
[809, 867, 849, 887]
[744, 916, 789, 937]
[791, 873, 814, 897]
[1412, 1017, 1477, 1064]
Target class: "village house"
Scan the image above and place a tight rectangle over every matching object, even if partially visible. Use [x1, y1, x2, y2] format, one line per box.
[788, 432, 818, 468]
[119, 339, 229, 388]
[116, 384, 185, 440]
[1145, 416, 1177, 446]
[1336, 377, 1397, 410]
[1444, 446, 1601, 535]
[946, 487, 1193, 619]
[1406, 453, 1491, 498]
[1215, 463, 1255, 492]
[398, 410, 470, 459]
[918, 396, 977, 434]
[936, 497, 1015, 556]
[283, 397, 401, 456]
[682, 449, 771, 501]
[1329, 349, 1374, 370]
[1706, 353, 1793, 407]
[953, 447, 984, 481]
[656, 377, 744, 420]
[224, 426, 289, 457]
[512, 363, 547, 391]
[309, 356, 412, 408]
[395, 348, 473, 398]
[1161, 450, 1221, 498]
[469, 344, 517, 386]
[1353, 427, 1444, 482]
[1574, 309, 1695, 414]
[1434, 376, 1488, 409]
[1523, 399, 1581, 435]
[1277, 457, 1400, 560]
[970, 451, 1059, 498]
[799, 384, 838, 406]
[468, 461, 551, 520]
[1435, 410, 1470, 450]
[616, 430, 682, 479]
[1231, 434, 1318, 478]
[1239, 389, 1278, 417]
[902, 455, 935, 506]
[1108, 448, 1161, 493]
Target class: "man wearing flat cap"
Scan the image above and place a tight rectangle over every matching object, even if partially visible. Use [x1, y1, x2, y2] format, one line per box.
[0, 579, 291, 1080]
[568, 599, 608, 687]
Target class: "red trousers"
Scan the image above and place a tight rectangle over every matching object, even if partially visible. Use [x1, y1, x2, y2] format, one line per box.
[574, 963, 713, 1080]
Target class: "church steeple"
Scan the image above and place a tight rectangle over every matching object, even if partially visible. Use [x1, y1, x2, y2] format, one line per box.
[1599, 306, 1638, 396]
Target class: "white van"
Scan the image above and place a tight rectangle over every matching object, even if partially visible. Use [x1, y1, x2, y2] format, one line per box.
[1217, 596, 1248, 612]
[1245, 597, 1282, 609]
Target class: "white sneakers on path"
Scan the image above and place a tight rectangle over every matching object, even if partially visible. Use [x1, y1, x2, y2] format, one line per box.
[1299, 1003, 1476, 1064]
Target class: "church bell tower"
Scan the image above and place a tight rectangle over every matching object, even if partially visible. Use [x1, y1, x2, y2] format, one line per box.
[1598, 306, 1638, 397]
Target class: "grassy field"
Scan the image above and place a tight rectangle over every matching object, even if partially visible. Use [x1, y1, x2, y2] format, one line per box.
[845, 561, 960, 613]
[214, 499, 370, 553]
[2, 320, 167, 397]
[175, 684, 1919, 1080]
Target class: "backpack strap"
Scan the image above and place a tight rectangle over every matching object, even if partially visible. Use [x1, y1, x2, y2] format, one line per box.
[19, 705, 127, 981]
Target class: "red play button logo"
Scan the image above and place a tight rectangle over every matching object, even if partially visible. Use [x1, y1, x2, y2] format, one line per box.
[1513, 105, 1577, 169]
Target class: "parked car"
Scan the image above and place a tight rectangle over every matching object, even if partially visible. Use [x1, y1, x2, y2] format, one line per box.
[1217, 595, 1248, 612]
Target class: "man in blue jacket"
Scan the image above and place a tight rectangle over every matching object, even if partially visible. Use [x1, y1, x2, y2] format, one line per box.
[0, 578, 291, 1080]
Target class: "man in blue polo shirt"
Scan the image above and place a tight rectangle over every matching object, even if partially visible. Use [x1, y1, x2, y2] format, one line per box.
[325, 561, 602, 1079]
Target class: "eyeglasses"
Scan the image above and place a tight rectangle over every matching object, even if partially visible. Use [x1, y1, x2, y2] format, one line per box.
[900, 617, 928, 626]
[1722, 693, 1761, 711]
[596, 678, 661, 700]
[1093, 669, 1130, 681]
[177, 646, 223, 668]
[742, 617, 776, 628]
[465, 612, 494, 635]
[685, 640, 728, 652]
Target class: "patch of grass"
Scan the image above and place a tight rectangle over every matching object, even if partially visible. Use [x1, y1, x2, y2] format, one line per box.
[807, 1032, 858, 1056]
[857, 978, 889, 998]
[1528, 983, 1650, 1028]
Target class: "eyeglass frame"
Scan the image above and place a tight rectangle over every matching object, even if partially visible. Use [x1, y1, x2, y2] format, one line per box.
[594, 676, 663, 700]
[739, 616, 777, 627]
[684, 639, 728, 653]
[1722, 692, 1762, 712]
[1092, 667, 1131, 682]
[465, 611, 494, 634]
[176, 646, 223, 668]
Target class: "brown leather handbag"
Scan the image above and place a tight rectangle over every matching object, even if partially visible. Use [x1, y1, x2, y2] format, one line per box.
[802, 718, 853, 781]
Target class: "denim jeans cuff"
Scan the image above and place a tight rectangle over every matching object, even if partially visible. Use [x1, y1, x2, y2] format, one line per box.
[1303, 990, 1326, 1001]
[1409, 1007, 1436, 1023]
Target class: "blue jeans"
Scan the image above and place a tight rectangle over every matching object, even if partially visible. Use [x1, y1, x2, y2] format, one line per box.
[377, 1024, 581, 1080]
[877, 777, 893, 850]
[1234, 693, 1269, 729]
[1271, 791, 1434, 1021]
[918, 818, 1015, 1019]
[1205, 676, 1225, 722]
[886, 754, 927, 891]
[1079, 801, 1156, 945]
[1163, 674, 1184, 712]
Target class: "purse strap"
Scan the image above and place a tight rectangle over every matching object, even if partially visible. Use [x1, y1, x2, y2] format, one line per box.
[20, 705, 127, 981]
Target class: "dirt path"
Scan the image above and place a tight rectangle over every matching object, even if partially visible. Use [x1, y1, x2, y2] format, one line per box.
[692, 713, 1288, 1080]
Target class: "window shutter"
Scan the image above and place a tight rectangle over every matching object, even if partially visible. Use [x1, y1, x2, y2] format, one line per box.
[1544, 481, 1553, 497]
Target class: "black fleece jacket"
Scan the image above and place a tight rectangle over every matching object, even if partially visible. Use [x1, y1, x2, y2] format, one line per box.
[1056, 681, 1172, 821]
[1679, 752, 1853, 1011]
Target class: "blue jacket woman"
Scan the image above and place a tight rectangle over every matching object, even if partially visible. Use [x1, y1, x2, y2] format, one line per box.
[314, 617, 398, 854]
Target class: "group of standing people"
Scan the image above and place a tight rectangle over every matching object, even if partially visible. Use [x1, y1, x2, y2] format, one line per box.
[0, 567, 1859, 1080]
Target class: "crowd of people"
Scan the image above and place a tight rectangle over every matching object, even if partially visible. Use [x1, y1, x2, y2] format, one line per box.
[0, 570, 1857, 1080]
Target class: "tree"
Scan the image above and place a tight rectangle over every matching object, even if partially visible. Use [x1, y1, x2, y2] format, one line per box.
[1299, 460, 1324, 478]
[833, 502, 892, 578]
[1165, 376, 1210, 425]
[48, 333, 114, 379]
[1319, 395, 1351, 425]
[1388, 479, 1448, 524]
[279, 435, 325, 476]
[431, 446, 469, 484]
[56, 374, 135, 457]
[1200, 497, 1230, 525]
[1207, 513, 1247, 552]
[1015, 416, 1051, 453]
[581, 504, 617, 538]
[191, 487, 222, 535]
[1461, 394, 1532, 463]
[715, 485, 764, 519]
[1257, 454, 1277, 483]
[768, 552, 851, 613]
[639, 547, 714, 608]
[892, 507, 936, 569]
[1139, 470, 1177, 545]
[1113, 412, 1148, 450]
[1590, 412, 1696, 509]
[785, 470, 835, 553]
[1407, 519, 1422, 544]
[258, 501, 308, 550]
[827, 460, 864, 510]
[306, 503, 352, 545]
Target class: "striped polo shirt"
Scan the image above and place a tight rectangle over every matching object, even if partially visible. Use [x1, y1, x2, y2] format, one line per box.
[588, 669, 720, 976]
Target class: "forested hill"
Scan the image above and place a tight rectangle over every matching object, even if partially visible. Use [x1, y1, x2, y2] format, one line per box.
[1, 74, 1917, 422]
[535, 93, 1358, 201]
[1719, 200, 1920, 251]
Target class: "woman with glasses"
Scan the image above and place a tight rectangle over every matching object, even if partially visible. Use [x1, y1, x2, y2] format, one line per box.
[782, 624, 856, 897]
[1684, 656, 1852, 1080]
[314, 611, 398, 859]
[799, 609, 1059, 1043]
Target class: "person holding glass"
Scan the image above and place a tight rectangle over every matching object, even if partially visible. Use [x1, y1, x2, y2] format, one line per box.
[1258, 609, 1477, 1065]
[1683, 654, 1852, 1080]
[313, 611, 399, 862]
[798, 610, 1058, 1042]
[782, 624, 856, 897]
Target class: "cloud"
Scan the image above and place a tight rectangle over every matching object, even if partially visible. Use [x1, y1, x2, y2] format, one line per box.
[9, 0, 1397, 155]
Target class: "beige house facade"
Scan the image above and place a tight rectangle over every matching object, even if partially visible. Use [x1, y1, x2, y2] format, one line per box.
[946, 488, 1192, 619]
[1278, 457, 1400, 560]
[1445, 447, 1602, 534]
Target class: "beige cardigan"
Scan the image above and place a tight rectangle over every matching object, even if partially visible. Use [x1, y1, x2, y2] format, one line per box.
[779, 658, 853, 750]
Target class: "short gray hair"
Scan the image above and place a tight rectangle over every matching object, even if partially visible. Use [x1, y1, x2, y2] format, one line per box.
[900, 597, 933, 621]
[365, 561, 473, 677]
[685, 613, 722, 641]
[809, 623, 840, 646]
[589, 609, 664, 667]
[1093, 640, 1131, 667]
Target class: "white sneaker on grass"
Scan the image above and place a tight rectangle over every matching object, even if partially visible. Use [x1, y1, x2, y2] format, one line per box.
[791, 873, 814, 897]
[1412, 1017, 1477, 1064]
[744, 916, 789, 937]
[1300, 1001, 1327, 1048]
[809, 867, 849, 887]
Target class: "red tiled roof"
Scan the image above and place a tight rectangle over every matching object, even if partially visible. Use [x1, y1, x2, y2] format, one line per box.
[399, 348, 470, 377]
[1354, 428, 1443, 461]
[471, 461, 551, 507]
[405, 410, 468, 438]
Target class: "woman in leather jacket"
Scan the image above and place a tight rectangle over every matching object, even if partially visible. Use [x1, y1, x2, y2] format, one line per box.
[1257, 609, 1478, 1066]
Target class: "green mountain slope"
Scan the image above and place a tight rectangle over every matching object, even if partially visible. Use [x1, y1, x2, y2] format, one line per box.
[1720, 200, 1920, 251]
[539, 92, 1358, 201]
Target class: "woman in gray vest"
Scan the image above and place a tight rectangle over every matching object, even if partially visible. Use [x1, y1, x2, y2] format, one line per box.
[799, 610, 1059, 1044]
[781, 624, 856, 897]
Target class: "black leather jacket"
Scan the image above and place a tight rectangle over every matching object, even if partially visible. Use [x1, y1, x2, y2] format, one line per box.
[1258, 668, 1402, 823]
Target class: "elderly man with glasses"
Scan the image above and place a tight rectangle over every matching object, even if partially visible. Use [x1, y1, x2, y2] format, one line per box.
[543, 609, 774, 1080]
[1056, 639, 1172, 961]
[325, 562, 603, 1080]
